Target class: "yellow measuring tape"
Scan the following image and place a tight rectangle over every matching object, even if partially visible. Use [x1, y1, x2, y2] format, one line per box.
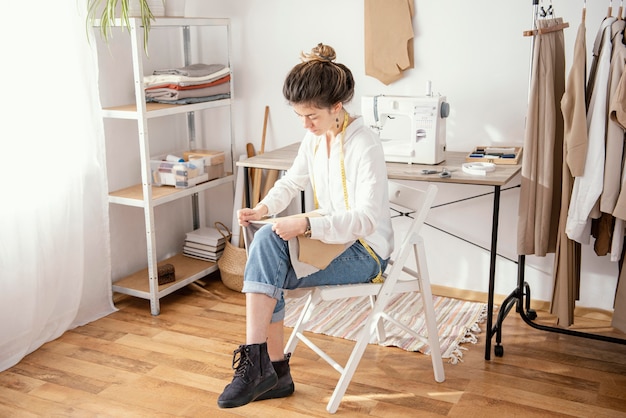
[311, 111, 383, 283]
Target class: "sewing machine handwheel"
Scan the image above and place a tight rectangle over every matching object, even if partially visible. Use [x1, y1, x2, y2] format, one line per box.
[440, 102, 450, 118]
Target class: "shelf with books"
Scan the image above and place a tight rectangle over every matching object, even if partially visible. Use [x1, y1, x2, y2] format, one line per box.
[97, 17, 235, 315]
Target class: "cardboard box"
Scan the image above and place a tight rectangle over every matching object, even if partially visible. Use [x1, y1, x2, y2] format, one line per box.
[151, 157, 209, 188]
[183, 149, 225, 165]
[183, 149, 225, 180]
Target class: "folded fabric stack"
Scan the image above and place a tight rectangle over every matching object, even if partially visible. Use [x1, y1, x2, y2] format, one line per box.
[183, 226, 227, 262]
[144, 63, 231, 105]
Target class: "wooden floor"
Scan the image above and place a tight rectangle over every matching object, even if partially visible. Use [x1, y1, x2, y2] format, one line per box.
[2, 276, 626, 417]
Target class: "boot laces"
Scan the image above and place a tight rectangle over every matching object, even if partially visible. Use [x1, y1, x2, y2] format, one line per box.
[231, 346, 255, 378]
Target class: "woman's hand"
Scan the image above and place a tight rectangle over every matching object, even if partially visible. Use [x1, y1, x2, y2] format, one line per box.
[237, 204, 268, 227]
[272, 217, 308, 241]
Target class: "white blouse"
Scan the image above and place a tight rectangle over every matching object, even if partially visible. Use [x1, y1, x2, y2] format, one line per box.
[258, 116, 394, 259]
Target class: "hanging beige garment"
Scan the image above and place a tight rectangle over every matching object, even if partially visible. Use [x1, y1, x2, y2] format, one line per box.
[608, 60, 626, 334]
[610, 71, 626, 220]
[600, 20, 626, 215]
[517, 18, 565, 256]
[551, 20, 586, 326]
[364, 0, 414, 85]
[566, 17, 616, 243]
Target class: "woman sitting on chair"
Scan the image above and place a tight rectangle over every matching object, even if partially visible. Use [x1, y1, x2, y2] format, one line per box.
[218, 43, 394, 408]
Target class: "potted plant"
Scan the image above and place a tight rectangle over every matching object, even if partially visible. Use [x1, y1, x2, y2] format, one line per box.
[87, 0, 158, 53]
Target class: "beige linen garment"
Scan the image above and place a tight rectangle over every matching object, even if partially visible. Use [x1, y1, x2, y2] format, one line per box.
[609, 65, 626, 333]
[551, 20, 586, 326]
[590, 20, 626, 263]
[364, 0, 414, 85]
[600, 20, 626, 215]
[517, 18, 565, 257]
[610, 71, 626, 220]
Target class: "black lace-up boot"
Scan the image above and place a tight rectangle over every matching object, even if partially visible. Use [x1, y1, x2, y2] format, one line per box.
[217, 342, 278, 408]
[255, 353, 295, 401]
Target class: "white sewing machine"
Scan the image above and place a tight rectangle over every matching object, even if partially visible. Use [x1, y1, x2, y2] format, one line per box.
[362, 94, 449, 164]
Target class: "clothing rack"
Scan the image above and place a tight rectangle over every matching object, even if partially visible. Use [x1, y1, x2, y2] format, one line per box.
[485, 0, 626, 360]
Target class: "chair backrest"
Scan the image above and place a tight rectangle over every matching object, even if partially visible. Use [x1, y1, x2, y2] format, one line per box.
[387, 181, 438, 250]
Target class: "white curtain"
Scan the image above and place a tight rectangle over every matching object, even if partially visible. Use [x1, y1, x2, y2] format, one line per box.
[0, 2, 116, 371]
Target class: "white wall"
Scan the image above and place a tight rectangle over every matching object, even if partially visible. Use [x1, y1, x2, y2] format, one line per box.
[104, 0, 620, 311]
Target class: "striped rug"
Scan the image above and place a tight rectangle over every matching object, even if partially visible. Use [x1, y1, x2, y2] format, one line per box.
[284, 292, 487, 364]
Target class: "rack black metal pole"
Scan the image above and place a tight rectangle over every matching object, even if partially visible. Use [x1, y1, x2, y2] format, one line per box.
[489, 255, 626, 359]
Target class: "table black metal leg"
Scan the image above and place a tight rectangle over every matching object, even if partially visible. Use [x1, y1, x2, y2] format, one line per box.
[485, 185, 501, 360]
[243, 167, 250, 208]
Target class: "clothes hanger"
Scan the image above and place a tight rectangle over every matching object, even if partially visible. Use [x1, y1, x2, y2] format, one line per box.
[582, 0, 586, 23]
[523, 0, 569, 37]
[608, 0, 614, 18]
[540, 2, 553, 18]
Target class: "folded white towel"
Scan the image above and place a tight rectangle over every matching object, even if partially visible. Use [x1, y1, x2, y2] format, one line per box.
[143, 67, 230, 88]
[153, 63, 225, 77]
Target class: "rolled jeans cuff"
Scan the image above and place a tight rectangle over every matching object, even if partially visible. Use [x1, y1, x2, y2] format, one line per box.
[241, 281, 286, 323]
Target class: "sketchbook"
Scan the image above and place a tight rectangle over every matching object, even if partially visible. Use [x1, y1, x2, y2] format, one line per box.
[251, 212, 347, 270]
[185, 226, 227, 247]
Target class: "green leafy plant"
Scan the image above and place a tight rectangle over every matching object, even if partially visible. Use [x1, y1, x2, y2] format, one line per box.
[87, 0, 157, 54]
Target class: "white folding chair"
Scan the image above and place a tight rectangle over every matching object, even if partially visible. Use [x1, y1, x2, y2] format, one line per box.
[284, 181, 445, 413]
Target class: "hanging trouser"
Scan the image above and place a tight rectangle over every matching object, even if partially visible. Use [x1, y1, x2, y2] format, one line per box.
[517, 17, 565, 257]
[550, 20, 586, 326]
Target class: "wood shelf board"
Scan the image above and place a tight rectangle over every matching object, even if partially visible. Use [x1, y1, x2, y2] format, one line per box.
[104, 102, 180, 113]
[102, 98, 232, 119]
[110, 183, 176, 201]
[94, 17, 230, 28]
[112, 253, 216, 295]
[109, 174, 234, 205]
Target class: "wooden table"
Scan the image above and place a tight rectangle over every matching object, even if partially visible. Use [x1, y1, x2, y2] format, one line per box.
[238, 142, 520, 185]
[237, 142, 522, 360]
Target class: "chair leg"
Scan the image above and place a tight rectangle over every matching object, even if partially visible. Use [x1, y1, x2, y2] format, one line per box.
[285, 292, 314, 354]
[369, 295, 386, 342]
[326, 318, 376, 414]
[415, 240, 445, 382]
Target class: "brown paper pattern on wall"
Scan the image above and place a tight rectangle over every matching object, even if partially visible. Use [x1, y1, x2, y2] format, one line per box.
[364, 0, 414, 85]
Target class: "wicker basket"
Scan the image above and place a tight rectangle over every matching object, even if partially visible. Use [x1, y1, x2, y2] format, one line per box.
[215, 222, 247, 292]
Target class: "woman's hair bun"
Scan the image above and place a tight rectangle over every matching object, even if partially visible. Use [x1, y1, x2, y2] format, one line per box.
[300, 43, 336, 63]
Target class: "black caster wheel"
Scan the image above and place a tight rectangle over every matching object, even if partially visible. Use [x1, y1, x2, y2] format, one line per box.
[494, 345, 504, 357]
[526, 309, 537, 320]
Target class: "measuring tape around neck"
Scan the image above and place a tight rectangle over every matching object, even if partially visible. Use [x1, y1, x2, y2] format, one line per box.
[311, 111, 383, 283]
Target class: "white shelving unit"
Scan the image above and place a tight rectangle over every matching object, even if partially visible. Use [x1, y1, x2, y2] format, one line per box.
[95, 17, 234, 315]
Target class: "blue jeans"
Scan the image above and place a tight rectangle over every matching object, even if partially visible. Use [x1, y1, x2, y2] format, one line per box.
[241, 224, 388, 323]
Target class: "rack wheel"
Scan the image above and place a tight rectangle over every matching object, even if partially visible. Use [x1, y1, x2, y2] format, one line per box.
[526, 309, 537, 320]
[494, 344, 504, 357]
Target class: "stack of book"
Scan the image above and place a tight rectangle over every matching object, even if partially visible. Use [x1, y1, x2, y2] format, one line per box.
[183, 226, 227, 262]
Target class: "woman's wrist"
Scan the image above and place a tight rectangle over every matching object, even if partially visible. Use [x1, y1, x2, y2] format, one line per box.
[254, 204, 268, 217]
